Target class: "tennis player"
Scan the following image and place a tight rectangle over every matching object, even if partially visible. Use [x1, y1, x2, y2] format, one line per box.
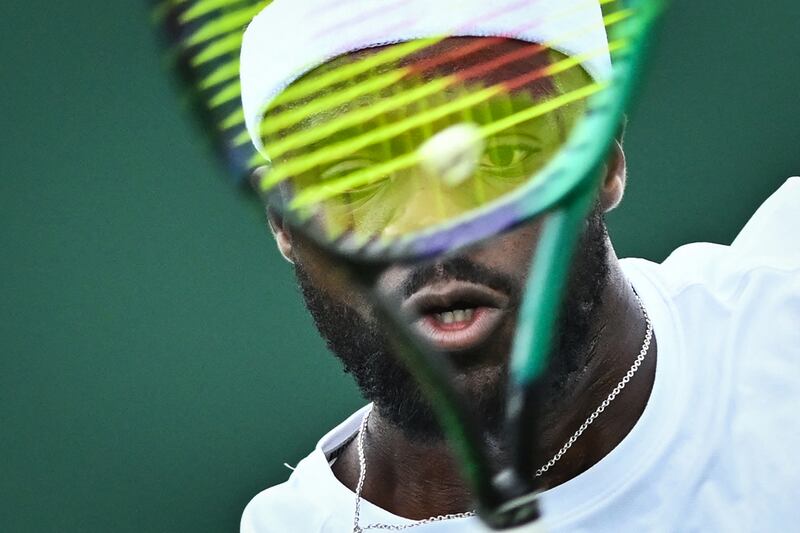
[239, 1, 800, 531]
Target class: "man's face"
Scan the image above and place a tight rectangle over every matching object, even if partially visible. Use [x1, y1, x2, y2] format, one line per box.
[292, 207, 610, 441]
[266, 38, 615, 441]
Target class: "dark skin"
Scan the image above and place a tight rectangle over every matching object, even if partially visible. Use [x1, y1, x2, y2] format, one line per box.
[264, 38, 657, 520]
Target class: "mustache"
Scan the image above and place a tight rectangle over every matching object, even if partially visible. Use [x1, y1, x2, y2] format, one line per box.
[399, 257, 518, 300]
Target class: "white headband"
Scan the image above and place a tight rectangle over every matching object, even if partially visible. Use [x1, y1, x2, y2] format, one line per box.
[240, 0, 611, 158]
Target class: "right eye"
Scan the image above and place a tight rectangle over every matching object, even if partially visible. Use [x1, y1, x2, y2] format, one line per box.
[320, 159, 388, 204]
[321, 159, 373, 181]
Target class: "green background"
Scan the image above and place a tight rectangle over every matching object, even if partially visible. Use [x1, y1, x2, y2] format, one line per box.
[1, 2, 798, 532]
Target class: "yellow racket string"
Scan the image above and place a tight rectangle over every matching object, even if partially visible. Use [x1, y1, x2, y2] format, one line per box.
[159, 0, 627, 177]
[272, 0, 617, 107]
[258, 69, 411, 136]
[262, 78, 451, 157]
[248, 0, 618, 145]
[286, 79, 607, 209]
[185, 2, 265, 46]
[273, 38, 441, 108]
[179, 0, 258, 23]
[168, 0, 623, 154]
[258, 34, 622, 190]
[460, 88, 489, 206]
[260, 86, 499, 188]
[195, 33, 244, 68]
[251, 10, 631, 174]
[482, 39, 626, 137]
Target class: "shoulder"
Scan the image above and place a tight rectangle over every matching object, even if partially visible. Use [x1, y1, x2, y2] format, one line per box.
[624, 177, 800, 304]
[240, 476, 331, 533]
[240, 406, 369, 533]
[616, 181, 800, 516]
[240, 481, 307, 533]
[730, 176, 800, 258]
[622, 177, 800, 386]
[240, 450, 343, 533]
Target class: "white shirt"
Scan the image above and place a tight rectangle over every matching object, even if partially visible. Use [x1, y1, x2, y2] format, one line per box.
[242, 178, 800, 533]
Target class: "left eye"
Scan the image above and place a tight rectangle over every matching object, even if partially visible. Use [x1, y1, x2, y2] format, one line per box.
[481, 135, 542, 170]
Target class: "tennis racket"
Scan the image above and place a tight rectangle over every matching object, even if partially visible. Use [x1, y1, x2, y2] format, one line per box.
[152, 0, 665, 529]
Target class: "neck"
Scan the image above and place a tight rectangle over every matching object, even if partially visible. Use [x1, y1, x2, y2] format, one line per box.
[332, 253, 657, 519]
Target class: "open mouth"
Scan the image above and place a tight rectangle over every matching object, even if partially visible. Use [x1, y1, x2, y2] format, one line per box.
[402, 281, 510, 352]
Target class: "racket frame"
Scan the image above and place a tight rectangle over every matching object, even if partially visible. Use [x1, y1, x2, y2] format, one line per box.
[154, 0, 666, 528]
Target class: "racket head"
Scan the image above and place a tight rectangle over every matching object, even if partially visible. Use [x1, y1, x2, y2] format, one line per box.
[243, 0, 664, 263]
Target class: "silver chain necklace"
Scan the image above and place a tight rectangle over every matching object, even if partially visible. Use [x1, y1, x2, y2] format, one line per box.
[352, 292, 653, 532]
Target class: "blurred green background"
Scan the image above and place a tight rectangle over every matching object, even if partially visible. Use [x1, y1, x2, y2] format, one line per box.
[1, 2, 798, 532]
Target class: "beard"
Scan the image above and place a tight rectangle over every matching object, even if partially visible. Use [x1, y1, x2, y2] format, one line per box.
[293, 207, 610, 442]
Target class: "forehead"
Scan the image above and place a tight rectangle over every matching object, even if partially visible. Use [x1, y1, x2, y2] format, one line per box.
[319, 37, 560, 97]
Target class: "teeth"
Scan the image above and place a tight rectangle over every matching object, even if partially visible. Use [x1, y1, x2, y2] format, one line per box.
[435, 308, 475, 324]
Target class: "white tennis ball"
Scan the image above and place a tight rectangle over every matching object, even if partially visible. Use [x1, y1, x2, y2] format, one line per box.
[418, 123, 485, 187]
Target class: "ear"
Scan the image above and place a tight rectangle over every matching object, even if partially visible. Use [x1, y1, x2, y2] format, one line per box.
[599, 140, 627, 213]
[268, 210, 295, 265]
[253, 166, 295, 264]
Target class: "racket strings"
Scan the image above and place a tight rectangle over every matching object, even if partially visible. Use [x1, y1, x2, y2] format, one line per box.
[172, 0, 258, 23]
[155, 0, 272, 161]
[157, 0, 641, 239]
[266, 0, 533, 109]
[257, 34, 601, 164]
[286, 80, 606, 211]
[256, 10, 633, 186]
[266, 44, 628, 238]
[253, 0, 619, 143]
[157, 0, 627, 177]
[271, 0, 612, 108]
[189, 0, 580, 137]
[254, 40, 553, 158]
[259, 36, 622, 192]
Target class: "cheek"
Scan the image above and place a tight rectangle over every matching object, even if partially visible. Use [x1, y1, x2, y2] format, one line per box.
[374, 262, 414, 298]
[469, 222, 541, 276]
[293, 243, 372, 314]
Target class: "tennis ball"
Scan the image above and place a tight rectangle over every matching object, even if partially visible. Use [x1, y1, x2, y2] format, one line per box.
[418, 123, 485, 187]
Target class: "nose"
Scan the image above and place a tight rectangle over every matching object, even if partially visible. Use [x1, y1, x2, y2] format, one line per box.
[381, 170, 466, 237]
